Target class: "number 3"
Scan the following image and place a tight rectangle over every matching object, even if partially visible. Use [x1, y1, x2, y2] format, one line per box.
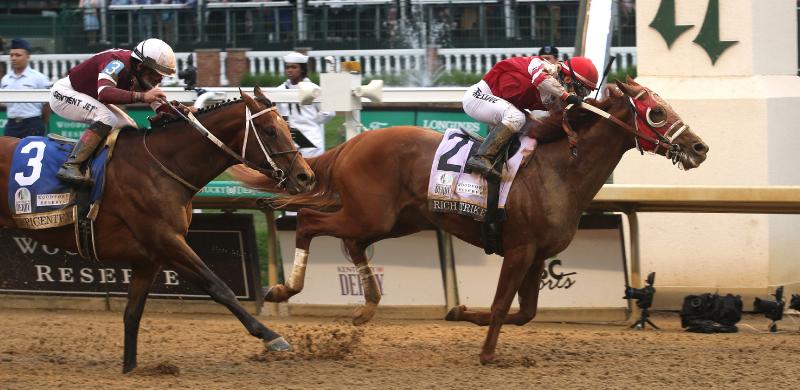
[14, 141, 46, 186]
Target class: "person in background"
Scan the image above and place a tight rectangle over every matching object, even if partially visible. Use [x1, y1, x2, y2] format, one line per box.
[538, 45, 559, 64]
[275, 51, 334, 158]
[1, 38, 51, 138]
[80, 0, 101, 45]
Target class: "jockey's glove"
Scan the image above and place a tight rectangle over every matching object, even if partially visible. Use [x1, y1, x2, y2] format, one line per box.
[565, 94, 583, 105]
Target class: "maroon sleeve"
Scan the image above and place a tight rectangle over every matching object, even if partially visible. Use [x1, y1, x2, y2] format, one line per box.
[97, 79, 141, 104]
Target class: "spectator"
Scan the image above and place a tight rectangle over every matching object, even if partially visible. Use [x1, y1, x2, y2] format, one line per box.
[80, 0, 101, 45]
[1, 39, 51, 138]
[275, 52, 334, 158]
[538, 45, 559, 64]
[135, 0, 155, 41]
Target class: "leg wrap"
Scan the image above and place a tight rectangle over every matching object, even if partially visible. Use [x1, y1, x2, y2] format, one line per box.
[285, 248, 308, 291]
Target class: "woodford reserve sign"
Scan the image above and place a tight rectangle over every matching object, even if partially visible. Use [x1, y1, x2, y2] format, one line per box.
[0, 213, 261, 300]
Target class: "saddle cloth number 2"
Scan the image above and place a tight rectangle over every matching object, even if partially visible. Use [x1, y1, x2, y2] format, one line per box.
[14, 141, 46, 186]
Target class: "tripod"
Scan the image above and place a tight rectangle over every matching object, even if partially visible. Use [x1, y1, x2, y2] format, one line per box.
[630, 305, 659, 330]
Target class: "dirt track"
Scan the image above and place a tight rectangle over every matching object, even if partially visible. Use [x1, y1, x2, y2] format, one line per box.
[1, 308, 799, 389]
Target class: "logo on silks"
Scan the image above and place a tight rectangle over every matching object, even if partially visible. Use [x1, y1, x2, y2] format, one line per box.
[434, 172, 454, 196]
[337, 265, 385, 296]
[14, 188, 32, 214]
[539, 259, 577, 290]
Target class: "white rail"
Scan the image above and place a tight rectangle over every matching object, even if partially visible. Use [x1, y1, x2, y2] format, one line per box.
[1, 47, 637, 85]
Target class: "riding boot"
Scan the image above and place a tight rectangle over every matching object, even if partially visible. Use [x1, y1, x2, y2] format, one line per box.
[465, 124, 517, 180]
[56, 129, 104, 187]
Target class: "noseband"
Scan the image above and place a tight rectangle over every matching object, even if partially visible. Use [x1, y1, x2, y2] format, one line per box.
[144, 103, 299, 192]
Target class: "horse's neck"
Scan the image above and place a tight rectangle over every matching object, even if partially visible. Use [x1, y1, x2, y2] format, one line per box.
[146, 103, 243, 190]
[567, 103, 633, 208]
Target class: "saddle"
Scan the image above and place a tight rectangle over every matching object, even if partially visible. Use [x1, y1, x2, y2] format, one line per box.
[7, 130, 122, 260]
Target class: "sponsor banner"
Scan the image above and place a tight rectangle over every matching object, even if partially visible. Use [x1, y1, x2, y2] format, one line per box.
[0, 214, 261, 300]
[197, 181, 273, 199]
[454, 213, 627, 309]
[361, 109, 489, 136]
[276, 218, 445, 306]
[0, 110, 151, 138]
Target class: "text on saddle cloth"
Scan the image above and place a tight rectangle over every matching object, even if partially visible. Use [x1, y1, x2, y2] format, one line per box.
[8, 136, 111, 230]
[427, 128, 537, 221]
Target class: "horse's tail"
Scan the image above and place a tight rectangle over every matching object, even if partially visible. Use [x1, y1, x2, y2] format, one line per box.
[228, 143, 346, 210]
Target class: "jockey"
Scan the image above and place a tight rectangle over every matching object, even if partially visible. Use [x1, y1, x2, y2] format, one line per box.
[462, 56, 599, 179]
[50, 38, 177, 186]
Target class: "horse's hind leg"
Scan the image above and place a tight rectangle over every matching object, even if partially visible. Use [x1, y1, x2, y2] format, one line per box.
[165, 238, 291, 352]
[343, 239, 381, 325]
[122, 261, 161, 373]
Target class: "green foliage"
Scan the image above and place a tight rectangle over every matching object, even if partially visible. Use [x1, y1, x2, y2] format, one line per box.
[606, 66, 637, 83]
[242, 70, 484, 88]
[434, 71, 484, 86]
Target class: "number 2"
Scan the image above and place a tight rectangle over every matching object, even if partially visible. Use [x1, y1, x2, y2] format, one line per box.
[437, 133, 471, 172]
[14, 141, 46, 186]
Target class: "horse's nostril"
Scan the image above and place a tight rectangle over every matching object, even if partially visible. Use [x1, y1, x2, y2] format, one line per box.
[297, 173, 310, 183]
[693, 142, 709, 154]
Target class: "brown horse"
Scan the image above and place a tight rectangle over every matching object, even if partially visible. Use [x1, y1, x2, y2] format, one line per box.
[232, 79, 710, 364]
[0, 87, 314, 373]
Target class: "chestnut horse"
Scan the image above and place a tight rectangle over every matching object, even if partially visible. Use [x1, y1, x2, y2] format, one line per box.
[0, 87, 314, 373]
[232, 79, 710, 364]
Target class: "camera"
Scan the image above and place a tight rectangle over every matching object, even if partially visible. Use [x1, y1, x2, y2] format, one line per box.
[791, 293, 800, 312]
[624, 271, 656, 309]
[623, 272, 658, 329]
[178, 53, 197, 91]
[753, 286, 785, 332]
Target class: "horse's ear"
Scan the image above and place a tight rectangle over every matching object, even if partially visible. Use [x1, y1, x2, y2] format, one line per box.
[607, 84, 624, 98]
[253, 86, 272, 106]
[239, 89, 258, 109]
[625, 75, 640, 86]
[615, 80, 638, 98]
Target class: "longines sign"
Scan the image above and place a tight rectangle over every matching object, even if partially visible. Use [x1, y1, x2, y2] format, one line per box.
[0, 214, 261, 300]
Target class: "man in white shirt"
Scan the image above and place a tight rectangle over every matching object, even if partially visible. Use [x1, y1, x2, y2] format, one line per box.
[1, 38, 51, 138]
[275, 51, 334, 158]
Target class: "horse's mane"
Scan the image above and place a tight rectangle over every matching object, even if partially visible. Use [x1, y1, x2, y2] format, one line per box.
[150, 96, 276, 129]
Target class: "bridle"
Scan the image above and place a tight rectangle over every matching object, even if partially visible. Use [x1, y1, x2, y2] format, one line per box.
[561, 88, 688, 165]
[144, 102, 300, 192]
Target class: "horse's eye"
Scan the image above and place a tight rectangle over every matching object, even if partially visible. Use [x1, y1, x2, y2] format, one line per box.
[264, 127, 277, 137]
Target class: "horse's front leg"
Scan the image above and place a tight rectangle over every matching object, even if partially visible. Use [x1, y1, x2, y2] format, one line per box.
[165, 237, 291, 352]
[343, 239, 381, 325]
[445, 258, 545, 326]
[122, 261, 162, 373]
[477, 244, 535, 364]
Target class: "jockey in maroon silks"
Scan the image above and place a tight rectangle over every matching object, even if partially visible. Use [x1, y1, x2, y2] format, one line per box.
[462, 55, 599, 179]
[49, 38, 179, 186]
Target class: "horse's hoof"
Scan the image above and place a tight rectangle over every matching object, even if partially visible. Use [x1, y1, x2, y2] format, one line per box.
[479, 352, 496, 365]
[445, 305, 465, 321]
[264, 336, 292, 352]
[352, 304, 376, 326]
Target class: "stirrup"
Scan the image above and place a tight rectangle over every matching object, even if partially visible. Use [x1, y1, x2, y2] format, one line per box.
[57, 165, 93, 187]
[466, 157, 501, 180]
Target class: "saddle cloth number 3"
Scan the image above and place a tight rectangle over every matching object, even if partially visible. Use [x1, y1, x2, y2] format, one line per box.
[14, 141, 46, 186]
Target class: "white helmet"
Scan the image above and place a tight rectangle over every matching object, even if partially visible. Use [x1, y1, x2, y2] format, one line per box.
[132, 38, 177, 77]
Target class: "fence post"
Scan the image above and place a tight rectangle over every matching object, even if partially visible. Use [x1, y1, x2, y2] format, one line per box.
[225, 48, 250, 86]
[195, 49, 221, 87]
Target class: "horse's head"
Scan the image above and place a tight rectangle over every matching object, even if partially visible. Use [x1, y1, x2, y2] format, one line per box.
[613, 76, 709, 170]
[239, 87, 315, 194]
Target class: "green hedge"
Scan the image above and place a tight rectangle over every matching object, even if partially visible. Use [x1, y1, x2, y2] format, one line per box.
[240, 70, 483, 87]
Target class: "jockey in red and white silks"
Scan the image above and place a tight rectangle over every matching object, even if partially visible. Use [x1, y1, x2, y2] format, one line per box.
[49, 38, 181, 187]
[462, 55, 599, 179]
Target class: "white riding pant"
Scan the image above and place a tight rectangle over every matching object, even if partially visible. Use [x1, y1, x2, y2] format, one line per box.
[49, 77, 136, 130]
[462, 80, 526, 133]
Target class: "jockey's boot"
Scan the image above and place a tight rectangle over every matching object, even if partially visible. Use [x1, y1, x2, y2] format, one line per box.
[465, 124, 516, 180]
[56, 128, 105, 187]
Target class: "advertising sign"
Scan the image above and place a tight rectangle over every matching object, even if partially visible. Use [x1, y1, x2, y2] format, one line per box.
[454, 213, 627, 309]
[0, 213, 261, 301]
[361, 109, 488, 136]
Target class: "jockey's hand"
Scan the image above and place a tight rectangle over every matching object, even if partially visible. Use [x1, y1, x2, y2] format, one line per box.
[565, 94, 583, 105]
[147, 111, 177, 127]
[143, 87, 167, 103]
[169, 100, 197, 115]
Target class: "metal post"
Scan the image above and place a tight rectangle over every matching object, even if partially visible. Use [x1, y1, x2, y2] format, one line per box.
[198, 0, 205, 43]
[101, 2, 108, 44]
[504, 0, 513, 39]
[624, 209, 641, 323]
[297, 0, 306, 42]
[225, 8, 231, 45]
[263, 209, 281, 317]
[436, 229, 459, 310]
[344, 109, 361, 140]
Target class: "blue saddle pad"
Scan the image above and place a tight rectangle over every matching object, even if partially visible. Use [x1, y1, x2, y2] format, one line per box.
[7, 137, 109, 226]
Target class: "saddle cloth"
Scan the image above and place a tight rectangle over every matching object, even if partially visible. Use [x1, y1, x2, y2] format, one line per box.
[427, 128, 537, 221]
[7, 135, 113, 230]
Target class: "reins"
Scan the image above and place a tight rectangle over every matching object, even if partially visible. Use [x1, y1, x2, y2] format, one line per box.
[143, 101, 298, 192]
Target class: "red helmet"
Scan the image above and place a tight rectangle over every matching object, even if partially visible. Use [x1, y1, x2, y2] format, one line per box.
[561, 56, 599, 90]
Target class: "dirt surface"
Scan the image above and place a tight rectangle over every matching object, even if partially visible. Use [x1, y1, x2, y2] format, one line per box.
[1, 308, 799, 389]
